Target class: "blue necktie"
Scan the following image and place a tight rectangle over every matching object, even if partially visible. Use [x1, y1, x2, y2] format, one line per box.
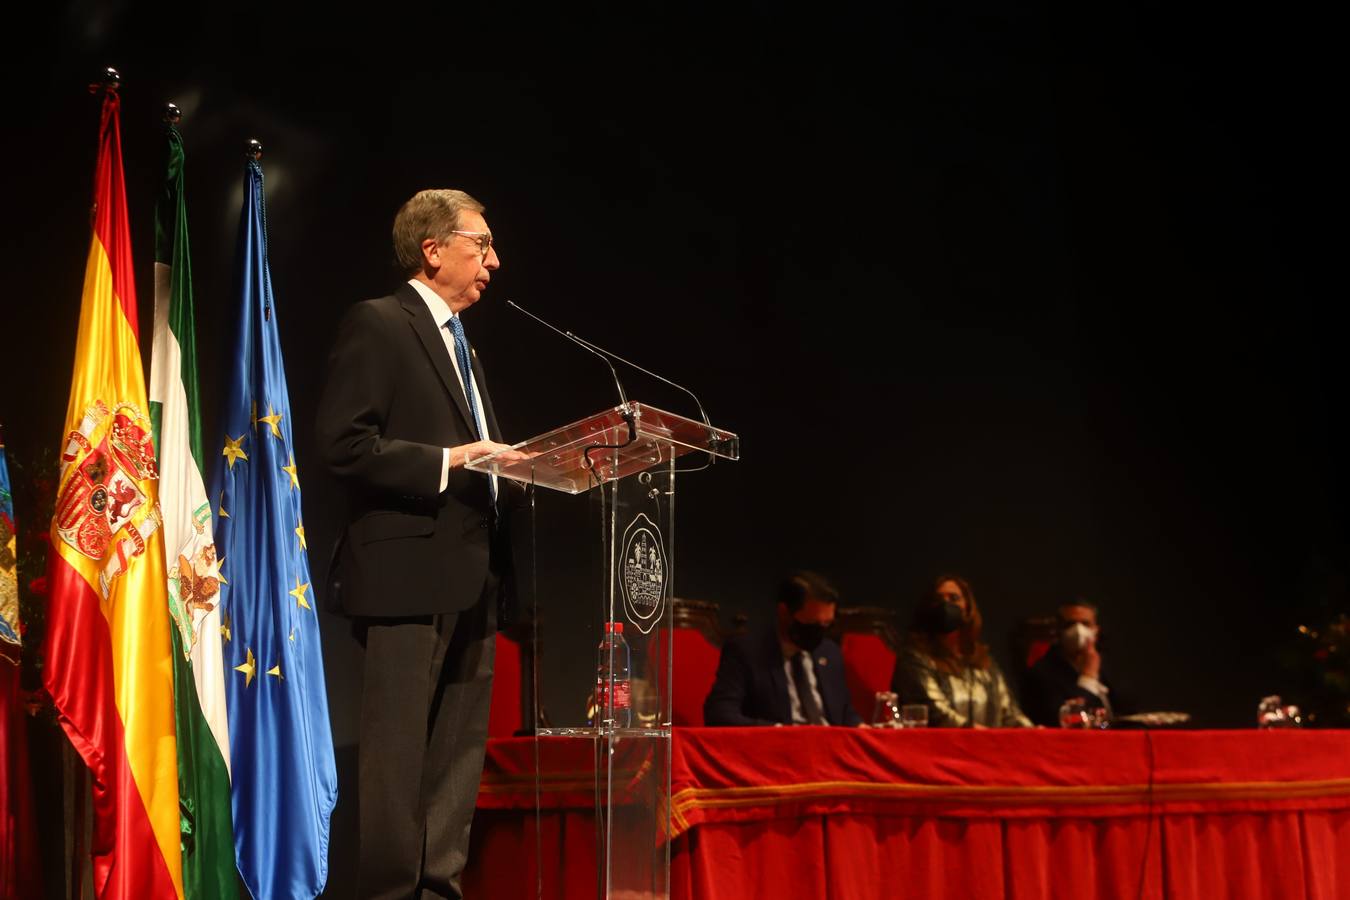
[445, 315, 487, 441]
[445, 314, 497, 503]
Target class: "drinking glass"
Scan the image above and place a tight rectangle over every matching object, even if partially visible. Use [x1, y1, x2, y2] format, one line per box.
[1059, 697, 1091, 728]
[899, 704, 929, 728]
[871, 691, 902, 728]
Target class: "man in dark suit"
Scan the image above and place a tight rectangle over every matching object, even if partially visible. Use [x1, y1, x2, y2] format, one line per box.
[704, 572, 862, 727]
[1021, 599, 1132, 727]
[316, 189, 526, 900]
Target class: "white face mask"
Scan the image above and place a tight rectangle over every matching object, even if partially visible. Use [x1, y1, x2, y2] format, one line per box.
[1062, 623, 1095, 652]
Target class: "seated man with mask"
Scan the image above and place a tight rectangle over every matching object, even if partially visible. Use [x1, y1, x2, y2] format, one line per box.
[1021, 599, 1133, 727]
[704, 571, 862, 726]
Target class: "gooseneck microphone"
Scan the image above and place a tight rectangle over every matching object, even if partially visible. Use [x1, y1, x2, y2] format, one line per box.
[564, 331, 711, 431]
[507, 300, 728, 465]
[564, 330, 731, 463]
[506, 301, 636, 472]
[507, 301, 630, 409]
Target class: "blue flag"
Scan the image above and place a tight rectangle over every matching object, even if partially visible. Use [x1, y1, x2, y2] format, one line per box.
[210, 157, 337, 900]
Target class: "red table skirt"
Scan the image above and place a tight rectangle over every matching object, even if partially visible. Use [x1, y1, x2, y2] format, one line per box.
[465, 728, 1350, 899]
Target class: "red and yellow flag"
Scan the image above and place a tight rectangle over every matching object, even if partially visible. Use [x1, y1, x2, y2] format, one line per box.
[43, 88, 183, 899]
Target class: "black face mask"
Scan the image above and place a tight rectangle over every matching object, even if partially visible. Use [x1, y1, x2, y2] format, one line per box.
[919, 601, 964, 635]
[788, 620, 827, 652]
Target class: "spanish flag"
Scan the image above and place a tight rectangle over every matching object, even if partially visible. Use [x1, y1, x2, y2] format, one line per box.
[43, 87, 183, 899]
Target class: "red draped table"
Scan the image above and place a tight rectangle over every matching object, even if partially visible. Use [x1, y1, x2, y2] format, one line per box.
[464, 728, 1350, 899]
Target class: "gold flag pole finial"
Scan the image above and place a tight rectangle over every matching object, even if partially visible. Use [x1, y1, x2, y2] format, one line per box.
[90, 66, 121, 95]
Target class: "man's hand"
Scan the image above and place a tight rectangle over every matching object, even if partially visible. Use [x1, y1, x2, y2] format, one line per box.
[1075, 643, 1102, 680]
[452, 440, 530, 469]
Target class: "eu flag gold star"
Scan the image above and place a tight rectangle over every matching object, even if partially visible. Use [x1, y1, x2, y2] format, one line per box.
[218, 489, 229, 519]
[267, 663, 283, 680]
[258, 406, 284, 440]
[215, 555, 228, 586]
[235, 647, 256, 687]
[289, 576, 311, 610]
[295, 523, 307, 551]
[221, 612, 232, 642]
[222, 434, 248, 470]
[282, 455, 300, 491]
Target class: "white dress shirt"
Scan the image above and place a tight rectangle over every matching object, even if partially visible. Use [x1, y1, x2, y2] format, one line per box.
[1076, 673, 1112, 713]
[782, 650, 826, 725]
[407, 279, 496, 496]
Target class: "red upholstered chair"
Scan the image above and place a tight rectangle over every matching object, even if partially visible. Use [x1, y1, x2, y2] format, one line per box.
[488, 631, 523, 738]
[1012, 615, 1060, 671]
[489, 622, 545, 738]
[648, 598, 725, 727]
[833, 606, 902, 723]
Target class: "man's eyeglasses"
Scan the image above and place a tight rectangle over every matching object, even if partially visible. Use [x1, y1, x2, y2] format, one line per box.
[449, 230, 494, 258]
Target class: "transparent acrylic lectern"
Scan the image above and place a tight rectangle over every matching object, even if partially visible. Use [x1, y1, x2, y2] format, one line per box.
[467, 402, 738, 899]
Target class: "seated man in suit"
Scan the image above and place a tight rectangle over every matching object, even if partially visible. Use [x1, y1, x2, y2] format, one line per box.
[1021, 599, 1132, 726]
[704, 571, 862, 726]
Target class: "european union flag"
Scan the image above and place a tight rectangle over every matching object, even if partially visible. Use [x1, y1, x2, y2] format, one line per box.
[210, 155, 337, 900]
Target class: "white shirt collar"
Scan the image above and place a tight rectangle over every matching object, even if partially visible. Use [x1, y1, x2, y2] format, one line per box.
[408, 278, 455, 328]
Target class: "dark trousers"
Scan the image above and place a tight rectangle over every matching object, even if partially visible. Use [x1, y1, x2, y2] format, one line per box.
[355, 581, 496, 900]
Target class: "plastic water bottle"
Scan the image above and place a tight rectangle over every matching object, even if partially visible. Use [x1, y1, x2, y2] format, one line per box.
[596, 621, 632, 728]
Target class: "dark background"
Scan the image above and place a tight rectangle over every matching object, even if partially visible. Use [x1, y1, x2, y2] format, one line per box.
[1, 3, 1344, 888]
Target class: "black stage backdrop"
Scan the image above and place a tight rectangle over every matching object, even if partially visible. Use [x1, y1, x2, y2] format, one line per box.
[1, 3, 1343, 888]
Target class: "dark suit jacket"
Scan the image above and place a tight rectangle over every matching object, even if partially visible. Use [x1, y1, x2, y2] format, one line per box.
[1021, 644, 1131, 727]
[703, 626, 861, 727]
[316, 283, 513, 619]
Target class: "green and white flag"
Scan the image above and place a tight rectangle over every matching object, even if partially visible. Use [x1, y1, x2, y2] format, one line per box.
[148, 117, 239, 897]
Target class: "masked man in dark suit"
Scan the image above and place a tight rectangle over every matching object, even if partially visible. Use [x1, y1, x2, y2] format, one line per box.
[1022, 599, 1133, 727]
[704, 571, 862, 727]
[317, 189, 527, 900]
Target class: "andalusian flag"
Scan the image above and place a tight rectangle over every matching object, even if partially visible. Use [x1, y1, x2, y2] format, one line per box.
[211, 152, 336, 899]
[148, 118, 238, 897]
[43, 88, 183, 898]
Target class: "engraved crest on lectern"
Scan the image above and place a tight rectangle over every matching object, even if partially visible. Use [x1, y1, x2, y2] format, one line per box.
[620, 513, 666, 635]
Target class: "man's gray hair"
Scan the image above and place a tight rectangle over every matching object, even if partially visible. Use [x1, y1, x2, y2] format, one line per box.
[392, 189, 485, 276]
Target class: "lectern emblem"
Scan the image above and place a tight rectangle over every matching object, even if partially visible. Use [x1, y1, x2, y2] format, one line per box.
[620, 513, 666, 635]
